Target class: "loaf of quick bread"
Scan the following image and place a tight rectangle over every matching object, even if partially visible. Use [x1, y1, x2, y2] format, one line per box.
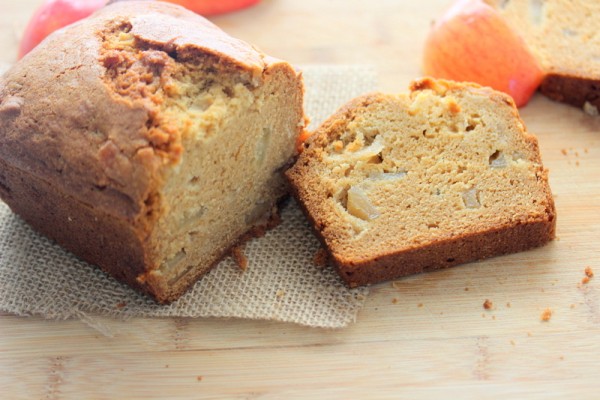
[286, 78, 555, 287]
[0, 1, 305, 303]
[486, 0, 600, 114]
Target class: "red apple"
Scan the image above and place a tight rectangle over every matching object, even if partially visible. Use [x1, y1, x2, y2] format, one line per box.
[162, 0, 261, 16]
[423, 0, 544, 107]
[18, 0, 106, 59]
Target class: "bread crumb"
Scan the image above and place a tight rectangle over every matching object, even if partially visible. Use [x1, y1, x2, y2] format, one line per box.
[196, 376, 203, 382]
[313, 248, 329, 268]
[576, 161, 580, 166]
[581, 267, 594, 285]
[561, 148, 568, 156]
[559, 356, 564, 361]
[417, 303, 423, 308]
[231, 245, 248, 271]
[165, 364, 169, 368]
[464, 287, 469, 291]
[570, 303, 576, 309]
[492, 315, 496, 320]
[582, 276, 590, 285]
[276, 289, 285, 298]
[506, 302, 511, 308]
[483, 299, 493, 310]
[540, 308, 552, 322]
[391, 298, 398, 304]
[510, 339, 515, 346]
[584, 148, 589, 154]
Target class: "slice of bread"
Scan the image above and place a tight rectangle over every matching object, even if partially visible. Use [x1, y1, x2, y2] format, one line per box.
[486, 0, 600, 114]
[0, 1, 305, 303]
[286, 78, 555, 287]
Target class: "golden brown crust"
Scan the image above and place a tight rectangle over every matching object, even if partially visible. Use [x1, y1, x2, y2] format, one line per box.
[286, 78, 556, 288]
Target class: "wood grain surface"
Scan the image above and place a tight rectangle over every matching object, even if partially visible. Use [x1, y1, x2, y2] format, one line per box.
[1, 0, 599, 398]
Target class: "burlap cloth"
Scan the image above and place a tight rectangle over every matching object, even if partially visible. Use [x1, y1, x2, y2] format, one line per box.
[0, 65, 376, 329]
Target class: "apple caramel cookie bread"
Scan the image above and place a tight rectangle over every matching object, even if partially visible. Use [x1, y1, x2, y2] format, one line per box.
[286, 78, 555, 287]
[0, 1, 305, 302]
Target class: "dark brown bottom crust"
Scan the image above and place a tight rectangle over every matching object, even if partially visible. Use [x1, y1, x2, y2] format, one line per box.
[540, 74, 600, 111]
[335, 219, 556, 288]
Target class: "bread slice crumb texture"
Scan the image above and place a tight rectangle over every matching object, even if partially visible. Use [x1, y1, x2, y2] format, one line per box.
[98, 18, 302, 299]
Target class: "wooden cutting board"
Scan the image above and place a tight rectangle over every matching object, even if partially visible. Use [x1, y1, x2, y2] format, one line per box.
[1, 0, 599, 398]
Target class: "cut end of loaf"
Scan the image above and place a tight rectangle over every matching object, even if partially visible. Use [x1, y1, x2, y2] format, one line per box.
[96, 20, 304, 302]
[286, 78, 555, 288]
